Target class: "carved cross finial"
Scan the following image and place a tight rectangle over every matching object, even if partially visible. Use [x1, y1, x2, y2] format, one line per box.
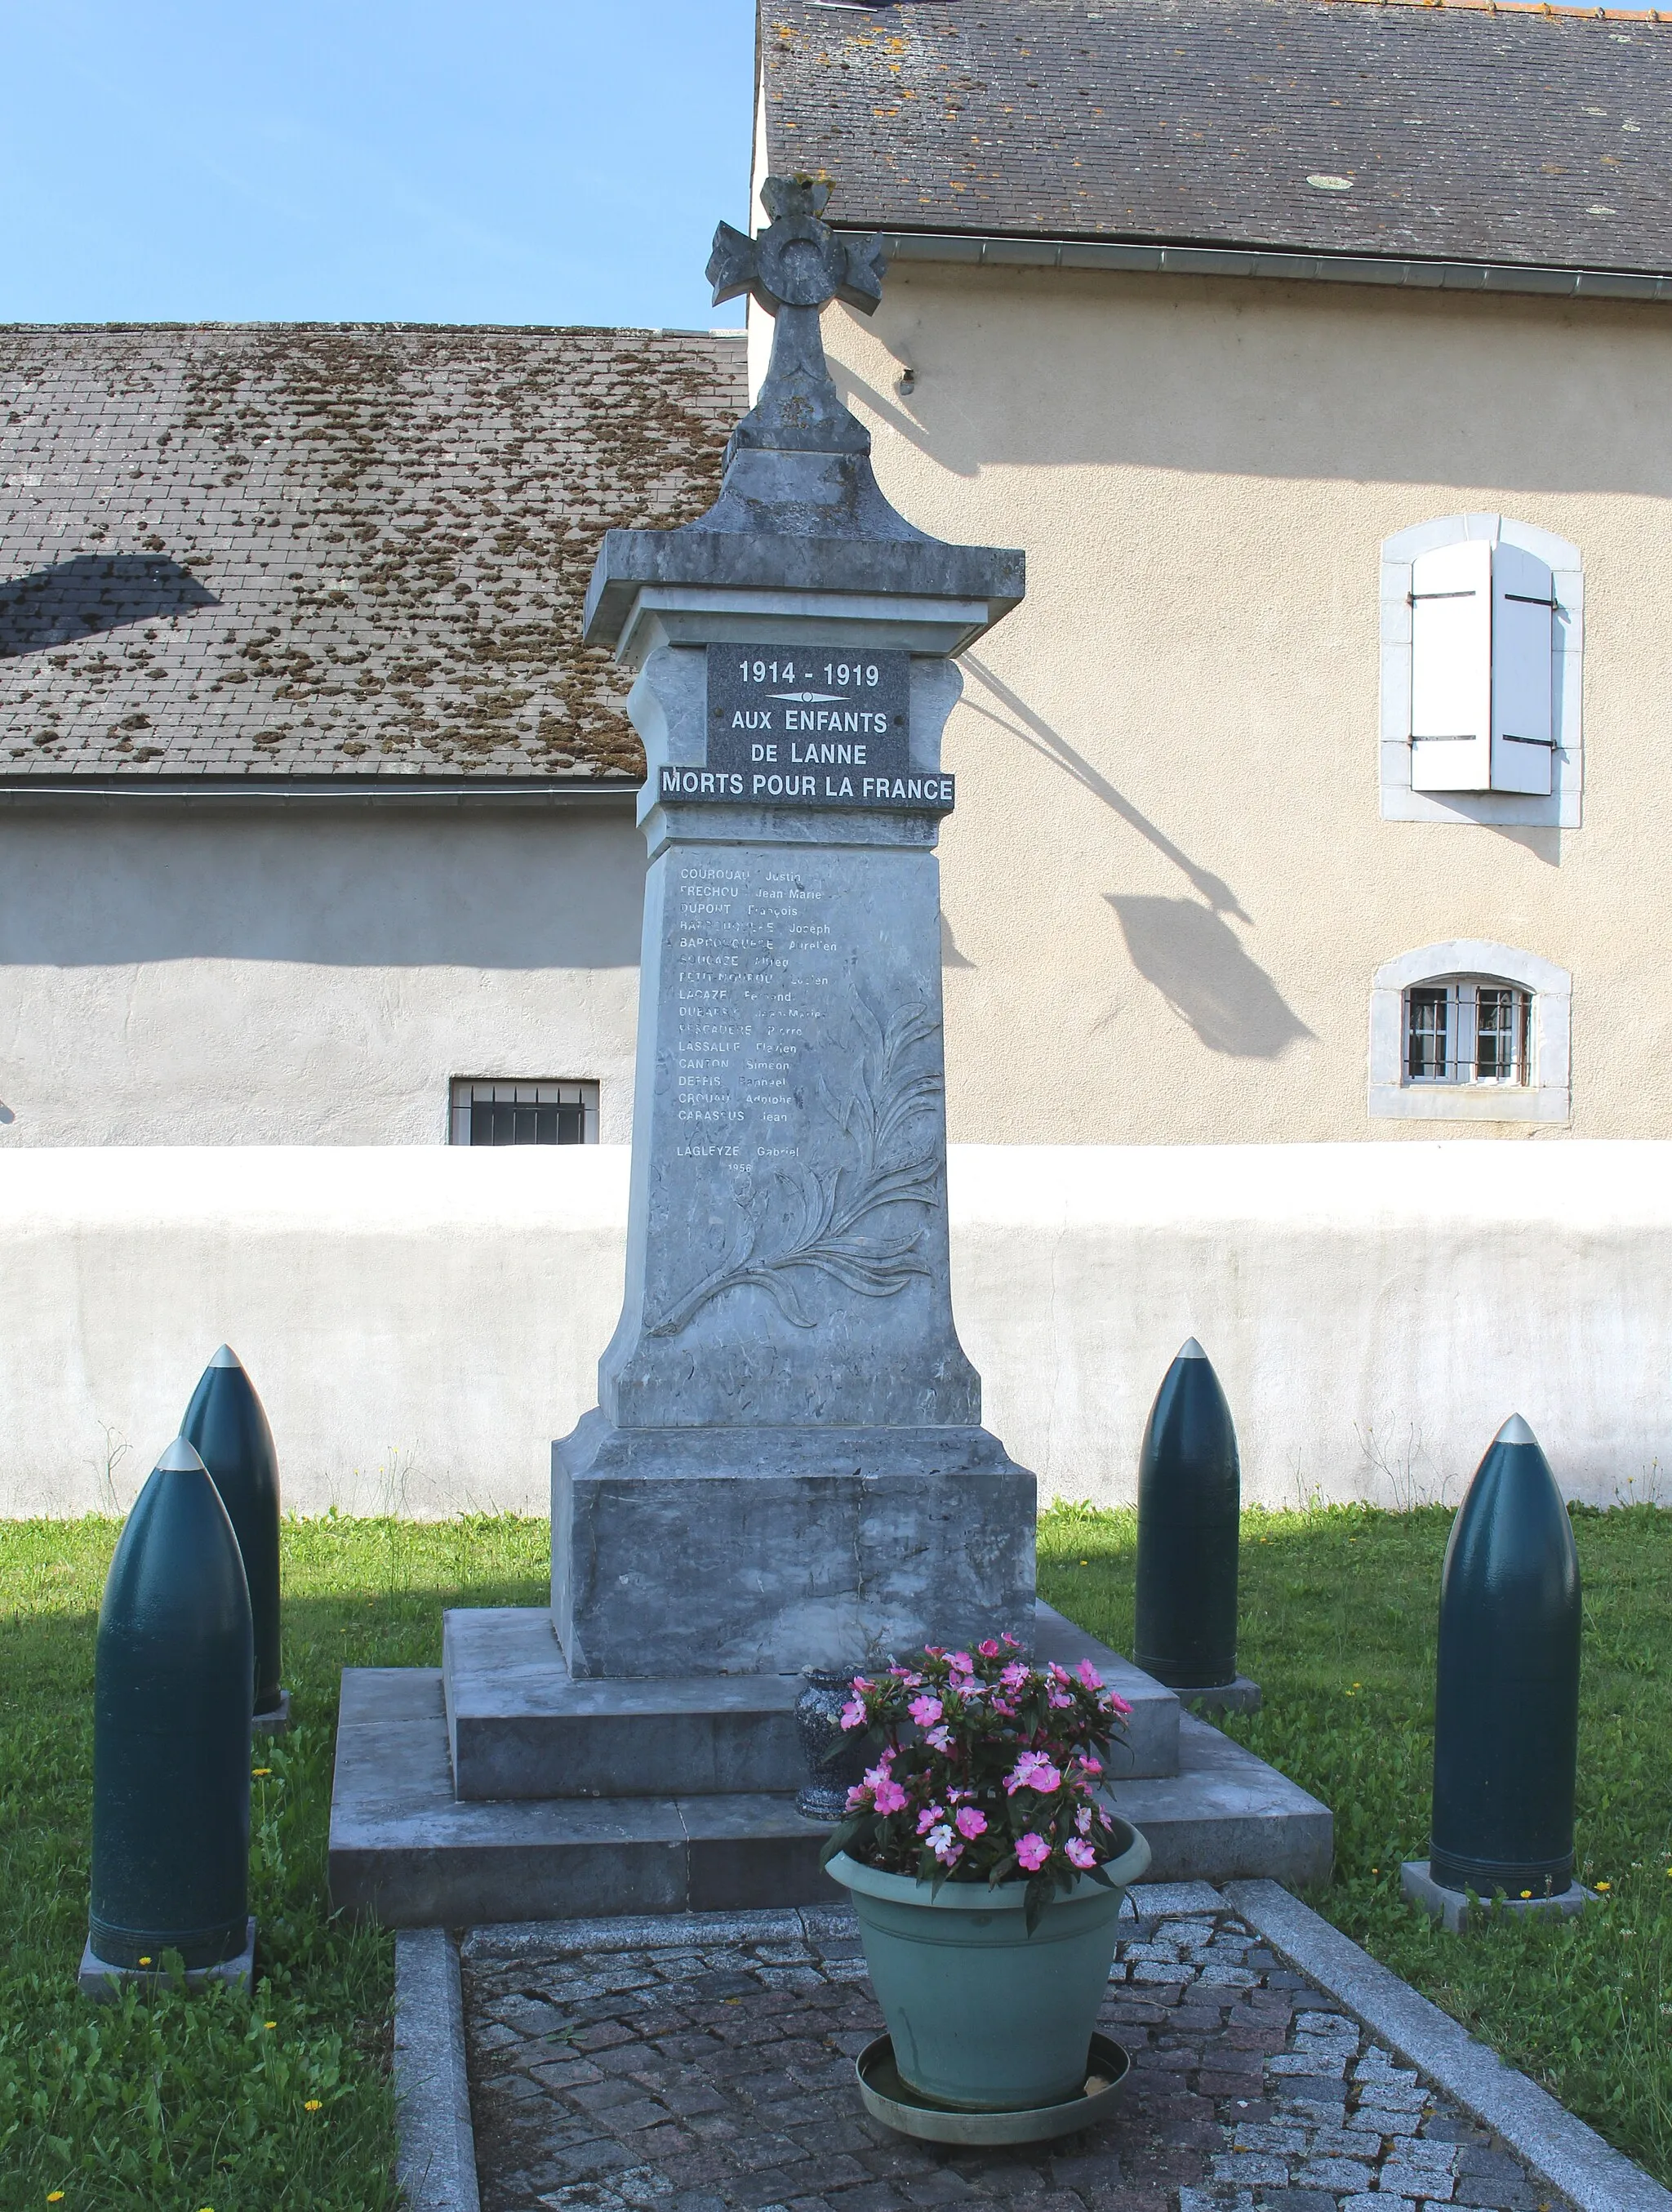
[708, 174, 887, 320]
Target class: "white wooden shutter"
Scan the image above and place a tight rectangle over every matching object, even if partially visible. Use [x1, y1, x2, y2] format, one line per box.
[1490, 541, 1555, 797]
[1410, 539, 1492, 792]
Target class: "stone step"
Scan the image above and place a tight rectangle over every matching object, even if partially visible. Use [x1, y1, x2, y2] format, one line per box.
[329, 1667, 1330, 1929]
[441, 1600, 1181, 1801]
[331, 1667, 826, 1926]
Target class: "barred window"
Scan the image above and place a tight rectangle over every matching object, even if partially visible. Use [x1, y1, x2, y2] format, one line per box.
[449, 1079, 599, 1146]
[1403, 981, 1531, 1088]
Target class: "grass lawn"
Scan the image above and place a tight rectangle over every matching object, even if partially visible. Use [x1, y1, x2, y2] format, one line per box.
[1038, 1500, 1672, 2188]
[1, 1515, 549, 2211]
[2, 1503, 1667, 2204]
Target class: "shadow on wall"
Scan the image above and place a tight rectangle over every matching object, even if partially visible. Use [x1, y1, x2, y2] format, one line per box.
[0, 554, 220, 656]
[1107, 895, 1314, 1059]
[960, 656, 1250, 920]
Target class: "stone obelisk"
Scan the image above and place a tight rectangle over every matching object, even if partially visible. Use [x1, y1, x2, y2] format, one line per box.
[553, 177, 1034, 1679]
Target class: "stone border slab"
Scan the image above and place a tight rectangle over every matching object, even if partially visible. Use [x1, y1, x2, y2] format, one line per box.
[1227, 1878, 1672, 2212]
[394, 1927, 480, 2212]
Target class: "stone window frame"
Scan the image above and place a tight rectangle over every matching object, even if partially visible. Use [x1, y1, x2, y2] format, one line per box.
[1368, 941, 1572, 1124]
[1380, 514, 1584, 829]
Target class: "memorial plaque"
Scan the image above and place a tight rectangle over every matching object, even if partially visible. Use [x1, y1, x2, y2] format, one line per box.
[653, 643, 954, 812]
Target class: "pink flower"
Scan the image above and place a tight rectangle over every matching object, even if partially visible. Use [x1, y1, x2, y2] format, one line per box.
[1065, 1837, 1097, 1870]
[1047, 1689, 1074, 1710]
[908, 1694, 944, 1728]
[923, 1724, 953, 1751]
[839, 1698, 867, 1731]
[927, 1824, 963, 1865]
[989, 1697, 1016, 1719]
[955, 1805, 988, 1840]
[1079, 1754, 1103, 1777]
[917, 1804, 945, 1835]
[1075, 1805, 1094, 1834]
[1108, 1693, 1132, 1718]
[947, 1650, 974, 1676]
[977, 1639, 1003, 1658]
[1048, 1662, 1072, 1685]
[1074, 1658, 1105, 1691]
[1016, 1832, 1051, 1872]
[845, 1781, 871, 1811]
[1000, 1662, 1029, 1691]
[892, 1668, 923, 1689]
[873, 1776, 908, 1814]
[1002, 1633, 1020, 1647]
[1005, 1751, 1062, 1796]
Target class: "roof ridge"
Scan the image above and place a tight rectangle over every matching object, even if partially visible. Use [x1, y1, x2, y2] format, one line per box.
[1318, 0, 1671, 25]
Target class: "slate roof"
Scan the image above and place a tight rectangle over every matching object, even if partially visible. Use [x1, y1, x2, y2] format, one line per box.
[761, 0, 1672, 278]
[0, 324, 744, 784]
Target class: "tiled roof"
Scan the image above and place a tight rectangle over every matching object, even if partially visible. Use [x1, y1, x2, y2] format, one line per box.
[0, 324, 744, 783]
[762, 0, 1672, 277]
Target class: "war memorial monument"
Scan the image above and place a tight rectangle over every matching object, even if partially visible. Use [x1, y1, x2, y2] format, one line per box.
[328, 180, 1328, 1922]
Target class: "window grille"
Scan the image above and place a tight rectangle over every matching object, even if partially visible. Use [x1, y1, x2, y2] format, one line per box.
[1403, 981, 1531, 1088]
[449, 1079, 599, 1146]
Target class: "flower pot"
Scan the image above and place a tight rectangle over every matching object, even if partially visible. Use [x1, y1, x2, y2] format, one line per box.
[826, 1816, 1150, 2112]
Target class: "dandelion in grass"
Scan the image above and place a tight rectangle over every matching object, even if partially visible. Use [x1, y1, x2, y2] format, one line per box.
[264, 2019, 277, 2030]
[47, 2195, 64, 2204]
[138, 1956, 152, 1967]
[1597, 1881, 1612, 1892]
[251, 1768, 271, 1778]
[304, 2098, 322, 2112]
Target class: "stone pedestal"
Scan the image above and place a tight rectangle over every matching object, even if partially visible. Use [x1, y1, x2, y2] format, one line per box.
[554, 1414, 1033, 1678]
[548, 572, 1037, 1682]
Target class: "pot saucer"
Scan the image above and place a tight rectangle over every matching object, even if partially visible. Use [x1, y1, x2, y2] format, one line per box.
[855, 2032, 1130, 2144]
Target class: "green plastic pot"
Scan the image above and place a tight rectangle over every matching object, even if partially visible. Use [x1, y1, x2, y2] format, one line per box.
[826, 1817, 1150, 2111]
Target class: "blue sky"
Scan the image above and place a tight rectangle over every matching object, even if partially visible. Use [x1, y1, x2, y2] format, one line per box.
[1, 1, 756, 328]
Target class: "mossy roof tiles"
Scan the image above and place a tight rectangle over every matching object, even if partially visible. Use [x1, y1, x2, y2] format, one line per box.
[0, 323, 743, 782]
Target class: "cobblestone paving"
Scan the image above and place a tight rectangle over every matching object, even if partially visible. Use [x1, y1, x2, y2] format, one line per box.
[462, 1892, 1563, 2212]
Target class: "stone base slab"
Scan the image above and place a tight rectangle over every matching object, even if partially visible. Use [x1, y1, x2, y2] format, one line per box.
[1176, 1676, 1263, 1716]
[253, 1687, 292, 1735]
[79, 1917, 256, 2001]
[327, 1668, 1331, 1926]
[442, 1600, 1180, 1800]
[1400, 1858, 1594, 1934]
[551, 1411, 1036, 1679]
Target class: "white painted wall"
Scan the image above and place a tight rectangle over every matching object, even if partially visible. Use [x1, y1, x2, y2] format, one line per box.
[4, 1141, 1665, 1518]
[0, 803, 643, 1145]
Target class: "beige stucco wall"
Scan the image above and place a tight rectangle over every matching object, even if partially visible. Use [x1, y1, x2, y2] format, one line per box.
[803, 263, 1672, 1143]
[0, 803, 643, 1144]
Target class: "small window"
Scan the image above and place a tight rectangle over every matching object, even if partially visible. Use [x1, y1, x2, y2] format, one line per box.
[1369, 941, 1569, 1124]
[1403, 980, 1531, 1088]
[449, 1079, 599, 1146]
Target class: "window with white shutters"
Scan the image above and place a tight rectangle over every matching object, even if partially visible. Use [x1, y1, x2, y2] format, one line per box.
[1381, 516, 1581, 828]
[1409, 541, 1492, 791]
[1490, 542, 1556, 797]
[1409, 541, 1554, 797]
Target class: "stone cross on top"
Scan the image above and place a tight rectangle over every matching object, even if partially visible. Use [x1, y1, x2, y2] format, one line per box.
[706, 176, 887, 458]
